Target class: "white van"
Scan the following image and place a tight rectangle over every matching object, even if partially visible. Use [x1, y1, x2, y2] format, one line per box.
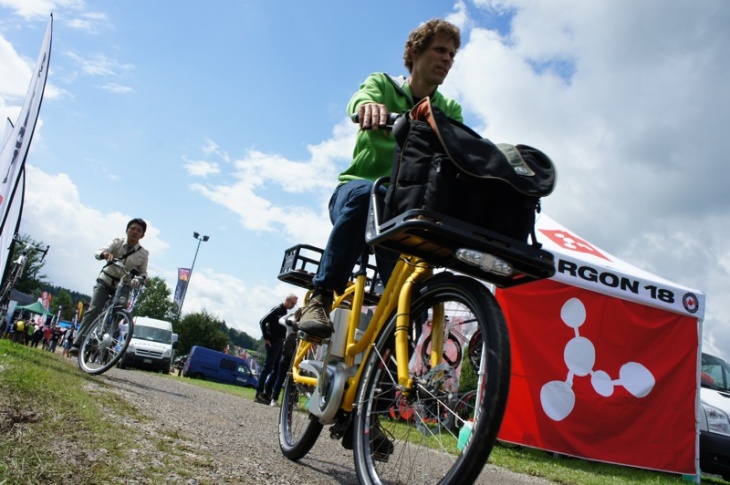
[699, 352, 730, 480]
[118, 316, 178, 373]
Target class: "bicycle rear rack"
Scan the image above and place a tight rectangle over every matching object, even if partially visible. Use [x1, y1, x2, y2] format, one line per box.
[277, 244, 382, 305]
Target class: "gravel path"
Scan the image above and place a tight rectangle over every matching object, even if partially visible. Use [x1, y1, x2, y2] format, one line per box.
[101, 367, 554, 484]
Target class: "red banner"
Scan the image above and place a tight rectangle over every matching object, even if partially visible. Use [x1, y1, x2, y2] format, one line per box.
[496, 279, 697, 474]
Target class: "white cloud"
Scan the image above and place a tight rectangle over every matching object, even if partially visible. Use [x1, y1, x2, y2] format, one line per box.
[450, 0, 730, 359]
[175, 268, 307, 337]
[188, 117, 355, 238]
[0, 0, 107, 32]
[21, 165, 170, 292]
[184, 159, 220, 177]
[20, 163, 293, 337]
[0, 35, 35, 100]
[64, 51, 133, 77]
[65, 11, 110, 32]
[100, 82, 133, 94]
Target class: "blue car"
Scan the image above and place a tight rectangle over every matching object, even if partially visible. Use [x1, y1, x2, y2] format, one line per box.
[182, 345, 258, 388]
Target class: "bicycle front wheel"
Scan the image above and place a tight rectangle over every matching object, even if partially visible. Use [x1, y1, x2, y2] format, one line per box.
[78, 309, 134, 375]
[278, 341, 324, 460]
[353, 272, 511, 484]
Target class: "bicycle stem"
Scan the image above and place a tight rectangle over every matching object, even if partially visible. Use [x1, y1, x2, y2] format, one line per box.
[395, 260, 432, 391]
[430, 304, 446, 369]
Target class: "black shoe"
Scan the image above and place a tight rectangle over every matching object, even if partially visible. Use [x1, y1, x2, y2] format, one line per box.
[370, 418, 395, 462]
[254, 392, 271, 404]
[298, 290, 334, 339]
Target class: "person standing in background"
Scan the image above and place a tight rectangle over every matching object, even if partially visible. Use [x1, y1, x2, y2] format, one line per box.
[254, 294, 298, 404]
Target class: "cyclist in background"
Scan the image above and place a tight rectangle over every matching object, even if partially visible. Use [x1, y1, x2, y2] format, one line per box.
[298, 19, 464, 339]
[69, 218, 149, 356]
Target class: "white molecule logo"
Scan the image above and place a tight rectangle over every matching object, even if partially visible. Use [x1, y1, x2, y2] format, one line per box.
[540, 298, 655, 421]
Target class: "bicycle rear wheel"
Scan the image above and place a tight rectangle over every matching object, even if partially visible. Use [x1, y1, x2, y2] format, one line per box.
[278, 341, 324, 460]
[353, 272, 511, 484]
[78, 309, 134, 375]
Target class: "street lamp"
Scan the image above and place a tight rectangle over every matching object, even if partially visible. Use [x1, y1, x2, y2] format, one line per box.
[177, 231, 210, 320]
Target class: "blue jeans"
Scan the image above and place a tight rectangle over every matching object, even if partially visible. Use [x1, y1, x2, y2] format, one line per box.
[313, 180, 396, 294]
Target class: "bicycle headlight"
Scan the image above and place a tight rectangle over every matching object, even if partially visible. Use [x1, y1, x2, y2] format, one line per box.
[455, 248, 513, 276]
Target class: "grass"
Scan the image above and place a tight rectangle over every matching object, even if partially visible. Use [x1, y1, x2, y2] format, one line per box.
[0, 340, 206, 484]
[0, 339, 726, 484]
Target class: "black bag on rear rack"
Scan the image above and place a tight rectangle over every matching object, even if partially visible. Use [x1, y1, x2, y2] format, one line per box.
[384, 97, 556, 245]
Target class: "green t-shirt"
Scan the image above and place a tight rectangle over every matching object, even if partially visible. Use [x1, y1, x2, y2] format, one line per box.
[340, 73, 463, 183]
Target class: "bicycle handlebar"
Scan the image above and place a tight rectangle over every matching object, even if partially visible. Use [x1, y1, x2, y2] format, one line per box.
[350, 112, 400, 129]
[10, 235, 50, 262]
[108, 258, 143, 282]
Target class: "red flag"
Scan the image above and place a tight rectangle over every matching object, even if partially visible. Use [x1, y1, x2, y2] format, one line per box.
[496, 279, 697, 474]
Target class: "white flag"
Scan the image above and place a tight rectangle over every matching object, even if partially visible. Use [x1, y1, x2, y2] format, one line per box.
[0, 15, 53, 281]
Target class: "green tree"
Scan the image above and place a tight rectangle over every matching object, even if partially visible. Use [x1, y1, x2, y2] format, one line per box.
[133, 276, 177, 321]
[227, 326, 259, 350]
[49, 290, 75, 321]
[5, 234, 49, 294]
[174, 310, 230, 356]
[458, 343, 479, 393]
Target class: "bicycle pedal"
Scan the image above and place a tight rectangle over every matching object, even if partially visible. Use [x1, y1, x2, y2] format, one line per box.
[297, 330, 330, 345]
[372, 452, 390, 463]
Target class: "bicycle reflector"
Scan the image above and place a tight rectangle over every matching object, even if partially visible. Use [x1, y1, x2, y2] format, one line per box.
[455, 248, 513, 277]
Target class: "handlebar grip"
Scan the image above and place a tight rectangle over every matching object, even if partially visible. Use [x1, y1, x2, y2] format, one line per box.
[350, 112, 400, 128]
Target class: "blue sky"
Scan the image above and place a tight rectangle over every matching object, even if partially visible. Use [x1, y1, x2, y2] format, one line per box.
[1, 0, 729, 359]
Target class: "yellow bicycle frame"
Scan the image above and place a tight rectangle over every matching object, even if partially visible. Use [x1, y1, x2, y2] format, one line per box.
[290, 255, 448, 414]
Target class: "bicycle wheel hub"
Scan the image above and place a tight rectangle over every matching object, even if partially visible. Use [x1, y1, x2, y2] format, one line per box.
[99, 333, 113, 349]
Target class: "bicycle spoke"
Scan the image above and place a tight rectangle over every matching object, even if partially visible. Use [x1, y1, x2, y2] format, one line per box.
[78, 309, 133, 375]
[353, 273, 510, 484]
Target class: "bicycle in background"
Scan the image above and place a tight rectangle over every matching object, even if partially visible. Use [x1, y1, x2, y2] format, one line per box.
[77, 259, 144, 375]
[0, 235, 50, 312]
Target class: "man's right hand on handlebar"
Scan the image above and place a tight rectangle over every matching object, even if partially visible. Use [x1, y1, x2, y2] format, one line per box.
[357, 103, 389, 130]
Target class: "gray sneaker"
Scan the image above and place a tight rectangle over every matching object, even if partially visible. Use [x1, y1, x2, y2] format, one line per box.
[298, 290, 334, 339]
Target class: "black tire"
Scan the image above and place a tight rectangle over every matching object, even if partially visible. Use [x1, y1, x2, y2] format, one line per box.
[0, 279, 15, 310]
[352, 273, 511, 485]
[0, 281, 10, 301]
[278, 342, 324, 460]
[78, 310, 134, 375]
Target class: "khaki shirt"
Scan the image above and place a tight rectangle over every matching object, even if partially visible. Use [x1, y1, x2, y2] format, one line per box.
[96, 237, 149, 288]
